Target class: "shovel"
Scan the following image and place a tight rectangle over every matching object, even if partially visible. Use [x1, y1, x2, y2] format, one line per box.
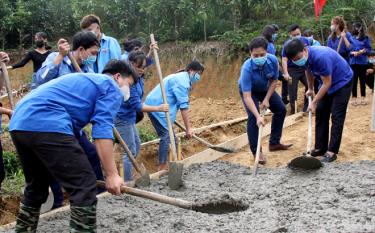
[253, 109, 266, 176]
[288, 96, 322, 170]
[113, 128, 151, 187]
[150, 34, 183, 190]
[174, 121, 235, 153]
[96, 181, 247, 214]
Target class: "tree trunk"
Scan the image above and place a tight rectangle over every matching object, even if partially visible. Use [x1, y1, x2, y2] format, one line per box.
[232, 4, 241, 31]
[203, 19, 207, 42]
[174, 13, 179, 44]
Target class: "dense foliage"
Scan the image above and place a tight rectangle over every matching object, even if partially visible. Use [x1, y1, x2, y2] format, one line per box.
[0, 0, 374, 49]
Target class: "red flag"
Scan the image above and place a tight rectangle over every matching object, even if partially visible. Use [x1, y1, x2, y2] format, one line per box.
[314, 0, 327, 21]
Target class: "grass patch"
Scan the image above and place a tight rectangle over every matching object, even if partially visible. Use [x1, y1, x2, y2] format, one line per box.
[1, 171, 25, 197]
[137, 125, 158, 143]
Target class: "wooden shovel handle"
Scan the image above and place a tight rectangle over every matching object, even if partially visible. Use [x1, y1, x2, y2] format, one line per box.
[0, 62, 15, 109]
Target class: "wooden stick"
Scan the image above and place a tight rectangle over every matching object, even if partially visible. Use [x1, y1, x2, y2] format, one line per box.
[336, 36, 343, 53]
[253, 109, 266, 176]
[96, 181, 192, 209]
[150, 34, 177, 161]
[141, 116, 247, 146]
[67, 53, 82, 73]
[0, 62, 15, 109]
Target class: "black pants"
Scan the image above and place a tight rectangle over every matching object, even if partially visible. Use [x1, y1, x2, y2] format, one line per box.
[365, 64, 374, 91]
[288, 67, 308, 113]
[351, 64, 367, 97]
[315, 79, 353, 154]
[278, 70, 289, 104]
[0, 140, 4, 189]
[10, 131, 97, 208]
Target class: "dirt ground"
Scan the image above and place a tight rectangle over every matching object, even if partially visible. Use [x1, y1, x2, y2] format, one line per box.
[221, 94, 375, 167]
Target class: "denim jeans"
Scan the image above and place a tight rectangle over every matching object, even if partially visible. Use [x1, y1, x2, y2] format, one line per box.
[240, 90, 286, 155]
[115, 119, 141, 181]
[148, 113, 177, 165]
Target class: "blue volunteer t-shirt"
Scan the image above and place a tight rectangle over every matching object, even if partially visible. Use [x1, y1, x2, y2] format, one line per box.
[349, 36, 372, 65]
[9, 73, 123, 139]
[327, 32, 353, 62]
[145, 71, 191, 129]
[94, 34, 122, 73]
[267, 42, 276, 55]
[238, 54, 279, 93]
[116, 76, 145, 123]
[282, 37, 312, 68]
[306, 46, 353, 95]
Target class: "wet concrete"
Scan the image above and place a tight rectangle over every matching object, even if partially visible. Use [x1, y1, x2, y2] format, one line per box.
[4, 160, 375, 232]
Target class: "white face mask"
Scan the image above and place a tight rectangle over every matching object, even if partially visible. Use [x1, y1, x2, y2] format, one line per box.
[120, 85, 130, 101]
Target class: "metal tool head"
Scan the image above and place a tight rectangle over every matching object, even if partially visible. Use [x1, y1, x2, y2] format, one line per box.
[210, 146, 236, 153]
[288, 155, 323, 170]
[168, 162, 184, 190]
[135, 171, 151, 187]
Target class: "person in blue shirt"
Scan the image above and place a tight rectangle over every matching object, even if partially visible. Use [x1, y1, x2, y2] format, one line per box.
[35, 31, 104, 209]
[122, 39, 157, 67]
[10, 60, 137, 232]
[80, 14, 122, 73]
[285, 39, 353, 163]
[281, 24, 313, 114]
[36, 31, 99, 87]
[349, 22, 372, 106]
[145, 61, 204, 171]
[365, 51, 375, 92]
[262, 24, 289, 105]
[239, 37, 292, 164]
[303, 29, 321, 46]
[115, 51, 169, 182]
[327, 16, 352, 63]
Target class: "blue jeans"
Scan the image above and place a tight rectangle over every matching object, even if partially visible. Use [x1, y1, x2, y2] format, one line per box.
[115, 119, 141, 181]
[51, 131, 105, 207]
[148, 113, 176, 164]
[240, 91, 286, 155]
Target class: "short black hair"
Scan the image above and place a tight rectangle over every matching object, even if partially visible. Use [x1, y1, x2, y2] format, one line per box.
[186, 61, 204, 73]
[288, 24, 300, 33]
[303, 29, 313, 37]
[284, 39, 305, 59]
[271, 24, 279, 32]
[35, 32, 47, 40]
[128, 51, 147, 66]
[368, 51, 375, 56]
[102, 60, 138, 83]
[262, 25, 275, 42]
[124, 39, 143, 52]
[80, 14, 101, 29]
[249, 37, 268, 52]
[72, 31, 100, 50]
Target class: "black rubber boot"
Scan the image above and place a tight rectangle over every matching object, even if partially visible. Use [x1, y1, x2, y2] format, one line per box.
[70, 202, 97, 233]
[15, 203, 40, 233]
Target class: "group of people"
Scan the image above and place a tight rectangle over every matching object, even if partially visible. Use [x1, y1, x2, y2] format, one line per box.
[0, 13, 204, 232]
[0, 13, 374, 232]
[240, 16, 374, 165]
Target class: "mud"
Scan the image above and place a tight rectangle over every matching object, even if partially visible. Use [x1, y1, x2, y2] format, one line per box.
[3, 160, 375, 232]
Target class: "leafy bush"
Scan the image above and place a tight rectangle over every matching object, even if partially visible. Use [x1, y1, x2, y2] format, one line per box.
[3, 151, 22, 176]
[137, 125, 158, 143]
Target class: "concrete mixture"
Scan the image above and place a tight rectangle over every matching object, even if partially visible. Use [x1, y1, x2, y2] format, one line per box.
[3, 160, 375, 233]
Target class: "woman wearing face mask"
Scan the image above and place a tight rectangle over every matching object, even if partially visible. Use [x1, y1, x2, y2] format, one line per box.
[327, 16, 352, 63]
[8, 32, 51, 89]
[35, 31, 99, 87]
[239, 37, 292, 165]
[145, 61, 204, 171]
[349, 22, 372, 106]
[115, 51, 169, 182]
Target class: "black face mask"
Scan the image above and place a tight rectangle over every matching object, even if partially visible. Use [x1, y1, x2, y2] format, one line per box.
[36, 40, 45, 48]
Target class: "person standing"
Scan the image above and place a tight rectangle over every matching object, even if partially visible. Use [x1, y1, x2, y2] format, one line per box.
[10, 60, 137, 232]
[115, 51, 168, 181]
[327, 16, 352, 63]
[284, 39, 353, 162]
[80, 14, 122, 73]
[8, 32, 51, 89]
[239, 37, 292, 164]
[349, 22, 372, 106]
[281, 24, 312, 114]
[144, 61, 204, 171]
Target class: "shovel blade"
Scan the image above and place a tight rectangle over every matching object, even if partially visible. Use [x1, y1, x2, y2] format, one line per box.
[168, 162, 183, 190]
[288, 155, 323, 170]
[135, 172, 151, 187]
[210, 146, 236, 153]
